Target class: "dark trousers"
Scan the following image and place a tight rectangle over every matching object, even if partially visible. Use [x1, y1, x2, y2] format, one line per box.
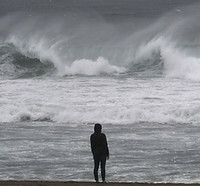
[93, 154, 106, 181]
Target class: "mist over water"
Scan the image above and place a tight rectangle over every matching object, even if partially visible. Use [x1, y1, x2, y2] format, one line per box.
[0, 0, 200, 79]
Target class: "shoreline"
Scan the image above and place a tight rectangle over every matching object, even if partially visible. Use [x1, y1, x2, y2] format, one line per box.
[0, 181, 199, 186]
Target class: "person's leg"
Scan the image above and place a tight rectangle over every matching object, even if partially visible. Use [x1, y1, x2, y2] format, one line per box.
[100, 155, 106, 182]
[93, 155, 100, 182]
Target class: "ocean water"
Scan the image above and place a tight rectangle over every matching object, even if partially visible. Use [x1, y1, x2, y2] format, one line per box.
[1, 0, 200, 183]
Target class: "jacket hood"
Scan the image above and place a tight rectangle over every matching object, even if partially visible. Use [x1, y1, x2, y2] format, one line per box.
[94, 123, 102, 133]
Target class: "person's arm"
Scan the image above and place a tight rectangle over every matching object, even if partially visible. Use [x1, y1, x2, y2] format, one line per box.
[90, 135, 94, 154]
[104, 134, 109, 159]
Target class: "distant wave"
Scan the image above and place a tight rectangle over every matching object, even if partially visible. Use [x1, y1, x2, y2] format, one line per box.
[1, 2, 200, 79]
[131, 36, 200, 80]
[0, 43, 55, 79]
[0, 42, 125, 79]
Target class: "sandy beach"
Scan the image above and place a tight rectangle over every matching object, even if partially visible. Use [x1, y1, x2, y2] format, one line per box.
[0, 181, 199, 186]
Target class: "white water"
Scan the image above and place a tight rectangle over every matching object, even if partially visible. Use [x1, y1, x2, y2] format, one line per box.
[1, 76, 200, 124]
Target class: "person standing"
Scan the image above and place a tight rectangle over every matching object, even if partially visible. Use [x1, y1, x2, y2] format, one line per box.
[90, 123, 109, 183]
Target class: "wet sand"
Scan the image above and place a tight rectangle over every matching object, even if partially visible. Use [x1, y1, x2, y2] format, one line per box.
[0, 181, 199, 186]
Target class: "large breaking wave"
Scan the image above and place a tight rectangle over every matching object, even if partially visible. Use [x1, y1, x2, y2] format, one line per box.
[0, 43, 55, 79]
[1, 1, 200, 80]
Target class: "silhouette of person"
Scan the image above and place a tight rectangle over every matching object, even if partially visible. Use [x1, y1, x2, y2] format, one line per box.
[90, 123, 109, 182]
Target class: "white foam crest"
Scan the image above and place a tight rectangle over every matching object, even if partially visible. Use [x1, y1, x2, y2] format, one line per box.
[134, 36, 200, 81]
[50, 105, 200, 124]
[135, 37, 166, 61]
[6, 35, 66, 75]
[0, 105, 50, 123]
[2, 103, 200, 124]
[65, 57, 126, 76]
[162, 46, 200, 81]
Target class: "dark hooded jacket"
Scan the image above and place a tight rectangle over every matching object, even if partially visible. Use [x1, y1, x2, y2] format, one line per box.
[90, 124, 109, 157]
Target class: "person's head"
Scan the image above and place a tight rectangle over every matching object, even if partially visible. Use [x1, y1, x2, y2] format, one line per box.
[94, 123, 102, 133]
